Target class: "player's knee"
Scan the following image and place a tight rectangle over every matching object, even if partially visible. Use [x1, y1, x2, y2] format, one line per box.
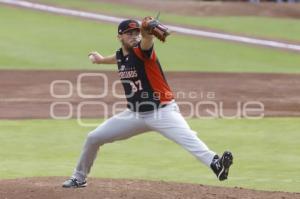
[86, 130, 105, 146]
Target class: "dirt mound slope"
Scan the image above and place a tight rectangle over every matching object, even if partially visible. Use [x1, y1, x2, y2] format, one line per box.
[1, 70, 300, 119]
[0, 177, 299, 199]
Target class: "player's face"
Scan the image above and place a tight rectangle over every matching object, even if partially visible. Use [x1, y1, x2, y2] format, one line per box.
[119, 29, 141, 50]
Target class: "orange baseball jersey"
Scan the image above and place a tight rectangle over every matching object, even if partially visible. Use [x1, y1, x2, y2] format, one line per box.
[116, 43, 174, 112]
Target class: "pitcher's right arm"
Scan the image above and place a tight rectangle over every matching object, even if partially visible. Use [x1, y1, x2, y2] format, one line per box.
[88, 51, 117, 64]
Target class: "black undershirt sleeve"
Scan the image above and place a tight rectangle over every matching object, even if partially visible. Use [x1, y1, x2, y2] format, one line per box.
[138, 42, 154, 59]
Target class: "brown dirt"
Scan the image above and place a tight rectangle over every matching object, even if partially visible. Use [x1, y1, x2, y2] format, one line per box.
[97, 0, 300, 19]
[24, 0, 300, 19]
[0, 177, 299, 199]
[1, 70, 300, 119]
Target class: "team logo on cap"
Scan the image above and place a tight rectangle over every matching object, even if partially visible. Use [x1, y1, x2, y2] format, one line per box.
[129, 22, 137, 28]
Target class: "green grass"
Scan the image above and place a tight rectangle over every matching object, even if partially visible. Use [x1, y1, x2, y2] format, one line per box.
[1, 6, 300, 73]
[32, 0, 300, 42]
[0, 118, 299, 192]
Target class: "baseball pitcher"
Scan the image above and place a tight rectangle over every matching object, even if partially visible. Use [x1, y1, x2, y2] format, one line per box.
[62, 17, 233, 188]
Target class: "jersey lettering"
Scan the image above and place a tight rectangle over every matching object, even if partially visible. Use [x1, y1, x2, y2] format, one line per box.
[116, 43, 174, 112]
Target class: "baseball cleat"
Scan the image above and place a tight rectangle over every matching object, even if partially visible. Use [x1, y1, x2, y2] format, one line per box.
[210, 151, 233, 181]
[62, 178, 87, 188]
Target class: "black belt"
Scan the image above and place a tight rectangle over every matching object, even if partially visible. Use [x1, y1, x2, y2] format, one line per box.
[160, 104, 169, 108]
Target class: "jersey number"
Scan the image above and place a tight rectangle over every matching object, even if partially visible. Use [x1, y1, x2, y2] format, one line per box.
[130, 80, 143, 93]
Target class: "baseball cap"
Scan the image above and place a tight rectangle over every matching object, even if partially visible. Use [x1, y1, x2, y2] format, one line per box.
[118, 19, 140, 35]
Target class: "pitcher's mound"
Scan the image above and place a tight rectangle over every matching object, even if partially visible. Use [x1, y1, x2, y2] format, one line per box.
[0, 177, 298, 199]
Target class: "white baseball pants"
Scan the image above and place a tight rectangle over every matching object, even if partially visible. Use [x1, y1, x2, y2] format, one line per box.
[72, 102, 216, 181]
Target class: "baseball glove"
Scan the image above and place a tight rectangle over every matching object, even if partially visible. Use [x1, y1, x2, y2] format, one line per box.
[141, 16, 170, 42]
